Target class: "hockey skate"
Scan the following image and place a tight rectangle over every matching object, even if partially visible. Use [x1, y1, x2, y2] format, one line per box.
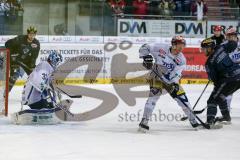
[138, 118, 149, 133]
[206, 119, 223, 129]
[215, 116, 231, 125]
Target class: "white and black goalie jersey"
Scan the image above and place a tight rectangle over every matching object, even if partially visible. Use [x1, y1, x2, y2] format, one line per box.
[22, 61, 54, 105]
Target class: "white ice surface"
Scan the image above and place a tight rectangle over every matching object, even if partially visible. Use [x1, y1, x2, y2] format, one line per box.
[1, 84, 240, 160]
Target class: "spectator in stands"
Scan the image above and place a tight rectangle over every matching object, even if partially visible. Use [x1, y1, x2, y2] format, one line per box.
[10, 0, 23, 10]
[54, 23, 68, 35]
[124, 0, 134, 14]
[148, 0, 160, 15]
[159, 0, 176, 17]
[5, 0, 23, 22]
[0, 0, 10, 35]
[108, 0, 126, 15]
[237, 0, 240, 8]
[132, 0, 148, 18]
[182, 0, 191, 14]
[238, 0, 240, 17]
[211, 25, 225, 46]
[191, 0, 208, 20]
[174, 0, 182, 13]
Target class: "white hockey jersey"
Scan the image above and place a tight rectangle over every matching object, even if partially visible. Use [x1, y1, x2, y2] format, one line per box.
[139, 43, 186, 83]
[229, 42, 240, 63]
[22, 61, 54, 105]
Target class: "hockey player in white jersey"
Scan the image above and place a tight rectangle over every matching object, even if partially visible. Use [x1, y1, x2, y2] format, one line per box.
[138, 36, 200, 132]
[11, 51, 63, 125]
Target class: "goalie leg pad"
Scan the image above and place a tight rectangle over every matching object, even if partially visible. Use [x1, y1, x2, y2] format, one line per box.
[11, 108, 61, 125]
[29, 99, 54, 110]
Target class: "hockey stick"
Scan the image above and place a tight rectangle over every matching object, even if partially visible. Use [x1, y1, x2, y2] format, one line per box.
[194, 106, 208, 114]
[180, 81, 210, 121]
[16, 61, 33, 74]
[150, 69, 210, 129]
[56, 87, 82, 98]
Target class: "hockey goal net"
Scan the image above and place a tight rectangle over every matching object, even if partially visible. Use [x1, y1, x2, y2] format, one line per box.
[0, 48, 10, 116]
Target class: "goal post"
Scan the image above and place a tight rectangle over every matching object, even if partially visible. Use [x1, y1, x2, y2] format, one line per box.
[0, 48, 10, 116]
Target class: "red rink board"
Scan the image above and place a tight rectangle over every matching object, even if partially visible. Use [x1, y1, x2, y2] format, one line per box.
[182, 47, 208, 79]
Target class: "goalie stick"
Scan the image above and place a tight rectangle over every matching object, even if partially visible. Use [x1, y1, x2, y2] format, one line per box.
[181, 81, 210, 121]
[48, 88, 74, 117]
[150, 69, 210, 129]
[56, 87, 82, 98]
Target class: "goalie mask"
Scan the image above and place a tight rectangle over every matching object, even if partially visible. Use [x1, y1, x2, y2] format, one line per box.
[48, 51, 63, 69]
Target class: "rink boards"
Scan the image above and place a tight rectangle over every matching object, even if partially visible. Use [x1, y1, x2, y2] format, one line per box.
[0, 36, 209, 85]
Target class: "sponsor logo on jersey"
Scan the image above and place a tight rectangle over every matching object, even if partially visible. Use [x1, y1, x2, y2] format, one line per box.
[158, 49, 166, 58]
[174, 57, 181, 65]
[23, 48, 30, 54]
[31, 43, 38, 48]
[231, 52, 240, 60]
[162, 61, 174, 71]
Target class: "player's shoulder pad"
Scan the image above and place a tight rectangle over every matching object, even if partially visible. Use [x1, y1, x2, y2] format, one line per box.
[15, 35, 25, 41]
[33, 38, 40, 44]
[36, 61, 54, 72]
[152, 43, 170, 53]
[154, 43, 169, 49]
[175, 52, 186, 66]
[223, 40, 238, 53]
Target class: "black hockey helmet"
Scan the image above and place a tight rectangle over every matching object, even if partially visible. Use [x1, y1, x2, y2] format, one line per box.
[27, 26, 37, 34]
[201, 38, 216, 49]
[171, 36, 186, 46]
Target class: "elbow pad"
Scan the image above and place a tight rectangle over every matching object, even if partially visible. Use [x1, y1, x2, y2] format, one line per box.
[139, 44, 151, 57]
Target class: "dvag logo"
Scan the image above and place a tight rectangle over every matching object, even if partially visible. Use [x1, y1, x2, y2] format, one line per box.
[120, 21, 147, 34]
[175, 23, 203, 35]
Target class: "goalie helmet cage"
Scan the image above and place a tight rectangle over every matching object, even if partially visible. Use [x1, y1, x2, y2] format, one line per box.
[0, 48, 10, 116]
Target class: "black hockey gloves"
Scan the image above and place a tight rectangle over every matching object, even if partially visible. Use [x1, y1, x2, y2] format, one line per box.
[143, 55, 153, 70]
